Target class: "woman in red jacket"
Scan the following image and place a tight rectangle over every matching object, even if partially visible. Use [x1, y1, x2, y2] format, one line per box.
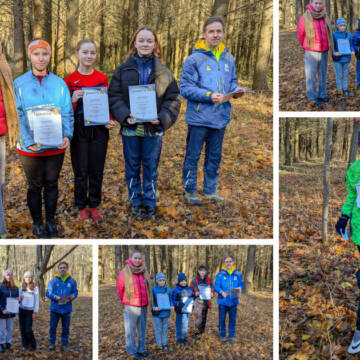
[297, 0, 333, 105]
[116, 250, 152, 359]
[0, 45, 18, 238]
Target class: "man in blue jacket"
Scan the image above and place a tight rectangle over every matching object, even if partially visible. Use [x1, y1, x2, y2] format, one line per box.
[214, 255, 244, 342]
[46, 261, 78, 351]
[180, 17, 244, 204]
[352, 19, 360, 91]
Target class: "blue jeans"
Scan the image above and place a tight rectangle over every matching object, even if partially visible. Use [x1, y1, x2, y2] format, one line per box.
[49, 311, 71, 346]
[305, 50, 328, 100]
[124, 305, 147, 355]
[153, 316, 170, 346]
[122, 135, 162, 207]
[218, 304, 237, 338]
[334, 61, 350, 91]
[0, 136, 5, 235]
[175, 313, 189, 340]
[182, 125, 225, 194]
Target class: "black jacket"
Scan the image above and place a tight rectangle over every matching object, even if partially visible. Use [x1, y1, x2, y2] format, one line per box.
[109, 55, 181, 134]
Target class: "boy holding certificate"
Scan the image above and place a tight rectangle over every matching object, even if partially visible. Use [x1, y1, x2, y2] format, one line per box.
[109, 26, 181, 220]
[65, 39, 115, 222]
[19, 271, 39, 351]
[0, 269, 19, 353]
[151, 272, 174, 352]
[333, 18, 355, 97]
[190, 265, 214, 339]
[171, 273, 194, 346]
[14, 39, 74, 238]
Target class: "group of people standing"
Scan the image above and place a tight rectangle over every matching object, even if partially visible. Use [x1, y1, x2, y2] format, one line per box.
[297, 0, 360, 105]
[117, 250, 244, 359]
[0, 15, 243, 239]
[0, 262, 78, 353]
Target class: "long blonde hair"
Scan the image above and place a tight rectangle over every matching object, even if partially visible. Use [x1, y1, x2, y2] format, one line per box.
[126, 26, 162, 59]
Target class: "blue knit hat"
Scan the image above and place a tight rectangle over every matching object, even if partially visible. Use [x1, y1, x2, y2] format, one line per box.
[336, 18, 346, 27]
[177, 272, 187, 283]
[156, 272, 166, 282]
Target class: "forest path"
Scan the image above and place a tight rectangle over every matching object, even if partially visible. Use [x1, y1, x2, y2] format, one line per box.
[280, 162, 360, 359]
[5, 293, 92, 359]
[5, 95, 272, 239]
[279, 29, 359, 111]
[98, 285, 272, 360]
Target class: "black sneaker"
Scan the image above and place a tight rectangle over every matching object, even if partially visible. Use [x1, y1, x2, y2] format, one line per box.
[33, 222, 47, 238]
[183, 338, 189, 345]
[45, 220, 58, 238]
[313, 98, 322, 105]
[131, 206, 144, 220]
[144, 206, 156, 220]
[0, 344, 4, 353]
[5, 343, 11, 349]
[30, 346, 36, 351]
[193, 334, 200, 341]
[22, 345, 29, 351]
[357, 84, 360, 91]
[61, 345, 68, 351]
[177, 339, 183, 345]
[48, 344, 55, 351]
[319, 96, 329, 102]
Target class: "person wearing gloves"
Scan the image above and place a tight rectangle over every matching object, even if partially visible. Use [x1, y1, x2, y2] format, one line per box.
[0, 44, 18, 238]
[116, 250, 152, 360]
[180, 16, 244, 205]
[14, 38, 74, 238]
[19, 271, 39, 351]
[0, 269, 19, 354]
[297, 0, 333, 105]
[171, 273, 194, 346]
[45, 261, 78, 352]
[190, 264, 214, 339]
[214, 255, 244, 343]
[151, 272, 174, 352]
[335, 146, 360, 354]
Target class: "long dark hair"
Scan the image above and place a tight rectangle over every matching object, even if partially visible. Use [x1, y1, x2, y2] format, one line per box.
[2, 278, 17, 290]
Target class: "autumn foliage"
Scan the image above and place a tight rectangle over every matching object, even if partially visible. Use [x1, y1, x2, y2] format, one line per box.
[99, 285, 272, 360]
[4, 96, 272, 239]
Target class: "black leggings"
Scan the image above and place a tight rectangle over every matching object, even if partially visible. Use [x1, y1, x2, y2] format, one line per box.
[20, 153, 65, 223]
[19, 308, 36, 348]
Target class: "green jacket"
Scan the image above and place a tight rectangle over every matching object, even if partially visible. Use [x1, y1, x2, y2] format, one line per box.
[342, 159, 360, 245]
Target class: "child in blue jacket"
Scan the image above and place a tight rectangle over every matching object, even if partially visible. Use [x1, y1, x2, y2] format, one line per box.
[152, 272, 174, 352]
[333, 18, 355, 97]
[352, 19, 360, 90]
[171, 273, 194, 345]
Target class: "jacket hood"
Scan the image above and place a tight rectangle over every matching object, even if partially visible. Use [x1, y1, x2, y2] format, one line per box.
[193, 39, 227, 55]
[221, 266, 237, 275]
[55, 272, 71, 280]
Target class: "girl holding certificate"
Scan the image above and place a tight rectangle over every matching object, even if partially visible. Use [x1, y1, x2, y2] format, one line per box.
[14, 39, 74, 238]
[109, 26, 181, 220]
[0, 45, 18, 239]
[65, 39, 115, 222]
[19, 271, 39, 351]
[0, 269, 19, 353]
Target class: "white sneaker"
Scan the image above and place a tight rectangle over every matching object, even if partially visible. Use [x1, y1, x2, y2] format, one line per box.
[348, 330, 360, 354]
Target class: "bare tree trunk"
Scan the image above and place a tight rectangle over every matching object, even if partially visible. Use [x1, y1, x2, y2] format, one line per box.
[244, 245, 256, 294]
[114, 246, 121, 278]
[212, 0, 230, 20]
[13, 0, 26, 77]
[284, 119, 292, 165]
[33, 0, 44, 37]
[296, 0, 303, 23]
[322, 118, 333, 243]
[348, 119, 360, 168]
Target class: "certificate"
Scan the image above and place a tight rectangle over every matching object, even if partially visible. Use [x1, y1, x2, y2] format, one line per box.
[83, 87, 110, 126]
[22, 293, 34, 308]
[228, 288, 241, 299]
[199, 285, 211, 300]
[6, 297, 19, 314]
[31, 107, 63, 148]
[58, 296, 71, 305]
[156, 293, 170, 310]
[337, 38, 351, 55]
[181, 296, 194, 313]
[129, 84, 157, 122]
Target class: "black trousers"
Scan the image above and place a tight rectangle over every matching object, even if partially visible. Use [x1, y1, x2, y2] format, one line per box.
[70, 116, 109, 209]
[19, 308, 36, 349]
[194, 301, 209, 334]
[20, 153, 65, 223]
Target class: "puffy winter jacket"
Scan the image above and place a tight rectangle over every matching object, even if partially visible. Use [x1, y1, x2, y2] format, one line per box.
[180, 40, 238, 129]
[190, 275, 214, 309]
[341, 160, 360, 245]
[333, 30, 354, 62]
[109, 55, 181, 135]
[116, 259, 149, 307]
[0, 284, 19, 319]
[352, 29, 360, 56]
[214, 267, 244, 307]
[171, 284, 194, 314]
[46, 273, 78, 314]
[297, 4, 330, 52]
[152, 285, 173, 318]
[0, 85, 8, 136]
[13, 70, 74, 154]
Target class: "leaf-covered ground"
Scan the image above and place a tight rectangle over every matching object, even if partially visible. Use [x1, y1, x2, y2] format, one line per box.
[4, 95, 272, 239]
[98, 284, 273, 360]
[280, 30, 360, 111]
[4, 293, 92, 359]
[280, 162, 360, 359]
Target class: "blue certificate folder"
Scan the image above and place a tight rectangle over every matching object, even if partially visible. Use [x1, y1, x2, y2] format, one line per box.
[129, 84, 158, 122]
[156, 293, 170, 310]
[83, 87, 110, 126]
[337, 39, 351, 55]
